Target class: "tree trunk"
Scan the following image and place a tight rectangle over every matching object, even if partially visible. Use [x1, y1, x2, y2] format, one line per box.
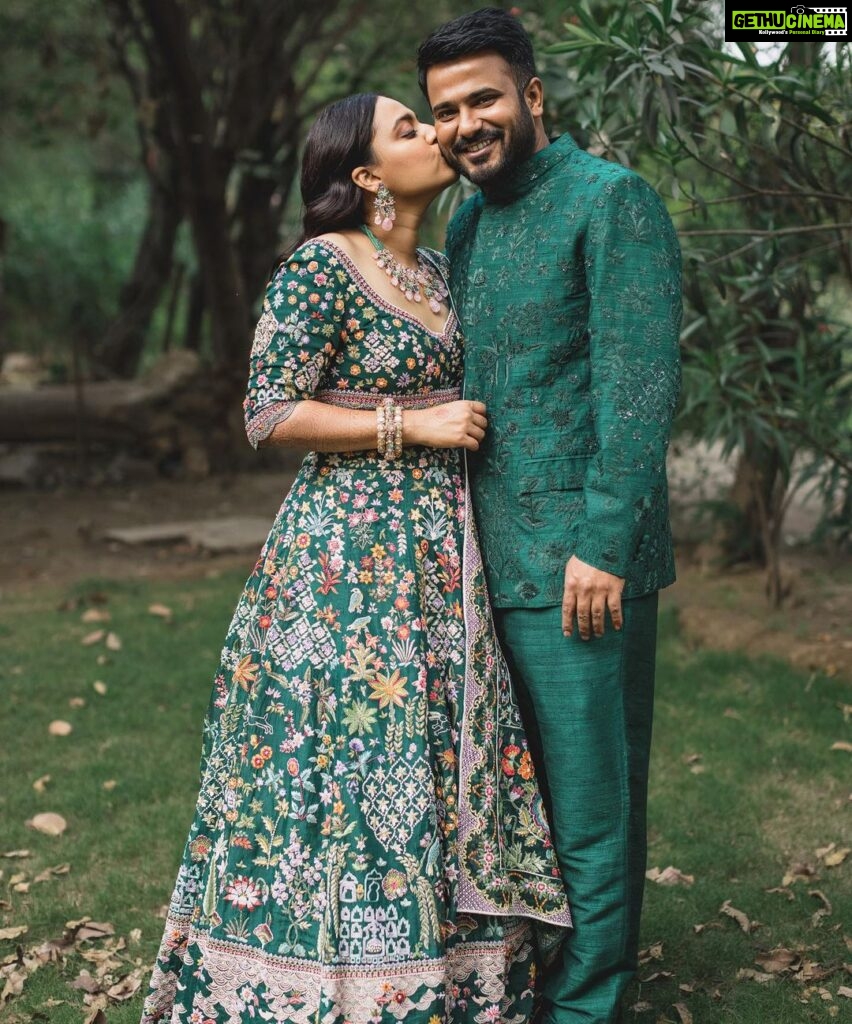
[724, 432, 783, 566]
[94, 178, 181, 377]
[142, 0, 251, 374]
[184, 272, 205, 351]
[0, 352, 240, 474]
[0, 218, 6, 360]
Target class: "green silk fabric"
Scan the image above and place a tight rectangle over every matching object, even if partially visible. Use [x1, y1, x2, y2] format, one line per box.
[446, 132, 683, 607]
[494, 597, 659, 1023]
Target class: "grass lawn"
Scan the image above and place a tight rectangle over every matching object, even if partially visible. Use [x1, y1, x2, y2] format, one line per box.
[1, 571, 850, 1023]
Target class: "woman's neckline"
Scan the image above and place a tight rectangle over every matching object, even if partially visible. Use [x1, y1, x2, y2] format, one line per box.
[308, 237, 456, 342]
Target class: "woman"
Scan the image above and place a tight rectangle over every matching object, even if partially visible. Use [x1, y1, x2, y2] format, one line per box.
[141, 93, 570, 1024]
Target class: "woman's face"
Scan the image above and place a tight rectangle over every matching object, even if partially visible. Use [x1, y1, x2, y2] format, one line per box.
[368, 95, 458, 199]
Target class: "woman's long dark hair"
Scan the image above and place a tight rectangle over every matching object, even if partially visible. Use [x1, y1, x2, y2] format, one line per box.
[288, 93, 379, 254]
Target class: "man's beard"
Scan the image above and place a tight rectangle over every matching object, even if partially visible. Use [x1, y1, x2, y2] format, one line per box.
[444, 101, 537, 192]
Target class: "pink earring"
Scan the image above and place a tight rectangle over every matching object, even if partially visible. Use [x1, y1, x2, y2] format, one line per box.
[374, 183, 396, 232]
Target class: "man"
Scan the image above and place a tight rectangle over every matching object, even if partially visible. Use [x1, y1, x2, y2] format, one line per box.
[417, 9, 682, 1024]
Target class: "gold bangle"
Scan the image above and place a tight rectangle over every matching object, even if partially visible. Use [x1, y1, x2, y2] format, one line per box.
[382, 398, 396, 461]
[376, 405, 386, 456]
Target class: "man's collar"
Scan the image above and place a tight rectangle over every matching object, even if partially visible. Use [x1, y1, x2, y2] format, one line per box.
[480, 131, 578, 204]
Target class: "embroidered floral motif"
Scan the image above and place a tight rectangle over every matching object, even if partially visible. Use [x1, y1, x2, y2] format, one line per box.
[141, 241, 570, 1024]
[448, 133, 682, 606]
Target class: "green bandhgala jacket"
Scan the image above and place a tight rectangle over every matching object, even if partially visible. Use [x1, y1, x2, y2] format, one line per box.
[446, 131, 683, 607]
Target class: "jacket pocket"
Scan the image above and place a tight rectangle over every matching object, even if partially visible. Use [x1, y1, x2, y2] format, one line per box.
[517, 453, 592, 495]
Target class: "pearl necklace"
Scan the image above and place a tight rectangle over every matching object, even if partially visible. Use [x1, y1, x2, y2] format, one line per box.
[361, 226, 449, 314]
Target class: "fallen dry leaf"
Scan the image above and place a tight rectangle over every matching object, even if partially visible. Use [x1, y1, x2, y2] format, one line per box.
[32, 775, 51, 794]
[1, 851, 29, 860]
[128, 928, 142, 944]
[81, 609, 110, 624]
[0, 927, 27, 941]
[838, 986, 852, 998]
[673, 1002, 693, 1024]
[82, 996, 109, 1023]
[793, 959, 833, 983]
[839, 703, 852, 723]
[640, 970, 674, 983]
[81, 630, 105, 647]
[630, 1001, 653, 1013]
[737, 968, 774, 984]
[48, 720, 73, 737]
[71, 969, 101, 994]
[720, 899, 756, 933]
[1, 964, 27, 1005]
[107, 971, 143, 1000]
[831, 742, 852, 753]
[783, 861, 818, 886]
[92, 681, 108, 695]
[765, 886, 795, 901]
[647, 865, 694, 887]
[693, 920, 723, 935]
[638, 941, 664, 965]
[96, 654, 108, 666]
[68, 697, 86, 709]
[105, 632, 122, 651]
[102, 780, 117, 791]
[148, 603, 173, 620]
[33, 864, 70, 884]
[825, 848, 850, 868]
[723, 707, 743, 719]
[755, 948, 799, 974]
[26, 813, 67, 837]
[64, 919, 115, 943]
[810, 889, 833, 927]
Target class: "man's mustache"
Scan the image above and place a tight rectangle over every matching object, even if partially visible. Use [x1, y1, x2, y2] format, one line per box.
[452, 129, 503, 156]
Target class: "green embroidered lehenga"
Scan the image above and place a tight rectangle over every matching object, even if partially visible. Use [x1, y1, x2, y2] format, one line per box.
[140, 240, 570, 1024]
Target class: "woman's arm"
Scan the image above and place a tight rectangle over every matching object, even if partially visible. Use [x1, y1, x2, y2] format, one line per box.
[259, 398, 488, 453]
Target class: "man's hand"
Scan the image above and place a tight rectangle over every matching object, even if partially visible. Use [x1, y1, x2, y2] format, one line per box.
[562, 555, 625, 640]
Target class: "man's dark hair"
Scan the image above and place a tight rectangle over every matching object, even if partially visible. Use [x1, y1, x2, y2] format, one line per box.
[416, 7, 537, 97]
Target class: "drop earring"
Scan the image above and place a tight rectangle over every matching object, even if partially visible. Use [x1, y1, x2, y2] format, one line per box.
[373, 183, 396, 232]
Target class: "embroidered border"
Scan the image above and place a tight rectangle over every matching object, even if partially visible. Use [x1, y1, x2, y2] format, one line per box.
[457, 454, 573, 928]
[142, 913, 535, 1024]
[315, 388, 461, 410]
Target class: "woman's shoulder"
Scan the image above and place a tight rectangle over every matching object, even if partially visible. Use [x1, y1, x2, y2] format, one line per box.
[271, 235, 359, 295]
[279, 234, 348, 267]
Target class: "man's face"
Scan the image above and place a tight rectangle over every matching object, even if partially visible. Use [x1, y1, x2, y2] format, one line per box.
[426, 52, 539, 190]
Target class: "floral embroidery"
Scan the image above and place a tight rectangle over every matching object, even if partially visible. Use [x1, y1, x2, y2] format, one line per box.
[447, 132, 682, 605]
[141, 241, 570, 1024]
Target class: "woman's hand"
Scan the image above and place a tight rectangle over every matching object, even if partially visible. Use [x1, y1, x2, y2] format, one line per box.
[405, 401, 488, 451]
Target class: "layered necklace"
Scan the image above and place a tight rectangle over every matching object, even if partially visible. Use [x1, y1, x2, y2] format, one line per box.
[361, 225, 449, 314]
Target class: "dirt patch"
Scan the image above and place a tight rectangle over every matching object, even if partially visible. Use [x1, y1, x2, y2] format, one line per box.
[2, 467, 851, 681]
[663, 547, 852, 681]
[0, 468, 297, 599]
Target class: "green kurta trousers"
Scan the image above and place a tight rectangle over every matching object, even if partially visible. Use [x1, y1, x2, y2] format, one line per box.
[493, 594, 659, 1024]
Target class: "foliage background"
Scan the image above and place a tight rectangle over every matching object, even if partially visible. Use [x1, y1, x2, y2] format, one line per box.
[0, 0, 850, 571]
